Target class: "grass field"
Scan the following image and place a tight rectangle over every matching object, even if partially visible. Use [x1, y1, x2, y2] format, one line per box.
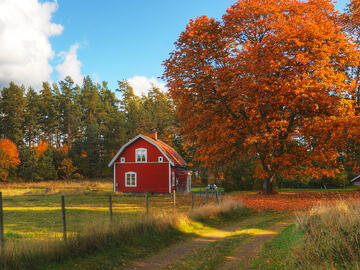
[2, 180, 360, 269]
[0, 180, 220, 241]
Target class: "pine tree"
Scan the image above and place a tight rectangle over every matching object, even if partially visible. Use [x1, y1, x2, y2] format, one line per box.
[0, 82, 25, 144]
[24, 87, 40, 147]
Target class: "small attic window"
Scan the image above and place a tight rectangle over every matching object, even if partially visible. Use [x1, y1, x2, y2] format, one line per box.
[136, 148, 147, 162]
[120, 157, 125, 163]
[158, 156, 163, 162]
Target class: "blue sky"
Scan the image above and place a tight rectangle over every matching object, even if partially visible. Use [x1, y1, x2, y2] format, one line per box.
[51, 0, 350, 94]
[50, 0, 237, 94]
[0, 0, 350, 95]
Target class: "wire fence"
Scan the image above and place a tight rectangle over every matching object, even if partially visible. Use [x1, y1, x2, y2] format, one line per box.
[0, 190, 223, 252]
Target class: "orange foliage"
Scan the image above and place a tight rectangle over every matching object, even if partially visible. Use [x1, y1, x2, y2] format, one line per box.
[59, 145, 70, 156]
[35, 140, 48, 156]
[163, 0, 360, 192]
[0, 138, 20, 167]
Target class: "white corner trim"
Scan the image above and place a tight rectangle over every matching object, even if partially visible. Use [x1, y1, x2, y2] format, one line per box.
[108, 134, 175, 167]
[168, 163, 171, 193]
[113, 164, 116, 192]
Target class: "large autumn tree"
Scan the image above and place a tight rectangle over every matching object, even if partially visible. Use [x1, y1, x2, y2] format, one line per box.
[163, 0, 359, 193]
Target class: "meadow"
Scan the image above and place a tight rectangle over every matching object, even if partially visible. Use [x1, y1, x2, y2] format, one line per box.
[0, 180, 250, 270]
[0, 180, 219, 241]
[2, 180, 360, 269]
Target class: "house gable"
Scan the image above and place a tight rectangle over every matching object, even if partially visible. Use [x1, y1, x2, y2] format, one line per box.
[118, 137, 166, 163]
[108, 135, 175, 167]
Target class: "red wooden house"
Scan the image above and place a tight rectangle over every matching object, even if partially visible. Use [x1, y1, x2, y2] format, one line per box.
[108, 132, 192, 193]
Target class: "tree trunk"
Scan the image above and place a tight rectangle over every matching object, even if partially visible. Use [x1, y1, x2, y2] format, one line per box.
[67, 118, 71, 148]
[263, 176, 274, 194]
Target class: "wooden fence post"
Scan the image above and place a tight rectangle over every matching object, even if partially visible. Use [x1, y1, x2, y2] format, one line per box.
[173, 190, 176, 214]
[109, 194, 113, 222]
[145, 191, 149, 216]
[61, 195, 67, 241]
[216, 191, 219, 204]
[205, 190, 208, 205]
[0, 192, 4, 253]
[191, 192, 194, 209]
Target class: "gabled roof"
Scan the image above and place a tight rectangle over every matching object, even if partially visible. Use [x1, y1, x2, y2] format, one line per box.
[108, 134, 187, 167]
[142, 135, 187, 167]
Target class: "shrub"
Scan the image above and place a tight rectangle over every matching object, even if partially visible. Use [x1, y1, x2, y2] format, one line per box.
[57, 158, 77, 180]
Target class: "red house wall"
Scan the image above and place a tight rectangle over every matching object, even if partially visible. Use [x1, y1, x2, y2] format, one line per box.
[114, 138, 170, 193]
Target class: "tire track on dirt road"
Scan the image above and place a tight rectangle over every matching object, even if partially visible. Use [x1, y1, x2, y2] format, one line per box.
[123, 214, 290, 270]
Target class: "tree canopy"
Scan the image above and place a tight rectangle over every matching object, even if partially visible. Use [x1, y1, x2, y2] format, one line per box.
[0, 77, 179, 181]
[164, 0, 360, 193]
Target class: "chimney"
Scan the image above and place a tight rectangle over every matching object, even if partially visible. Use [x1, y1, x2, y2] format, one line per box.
[150, 131, 157, 140]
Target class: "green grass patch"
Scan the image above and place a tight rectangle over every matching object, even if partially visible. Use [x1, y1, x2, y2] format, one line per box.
[252, 224, 304, 270]
[191, 187, 224, 194]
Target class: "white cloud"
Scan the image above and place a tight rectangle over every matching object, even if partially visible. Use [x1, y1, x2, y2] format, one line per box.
[0, 0, 63, 88]
[127, 76, 166, 96]
[56, 43, 83, 85]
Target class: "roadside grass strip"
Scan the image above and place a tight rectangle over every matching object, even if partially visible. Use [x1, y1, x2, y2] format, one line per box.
[251, 224, 303, 270]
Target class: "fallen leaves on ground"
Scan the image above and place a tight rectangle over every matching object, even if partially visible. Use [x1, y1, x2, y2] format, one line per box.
[229, 191, 360, 211]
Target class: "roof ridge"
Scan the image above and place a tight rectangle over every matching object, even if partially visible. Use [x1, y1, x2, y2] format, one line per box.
[142, 134, 187, 167]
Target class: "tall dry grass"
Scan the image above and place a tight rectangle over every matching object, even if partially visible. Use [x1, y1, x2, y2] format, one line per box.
[294, 201, 360, 270]
[0, 180, 112, 196]
[0, 214, 180, 270]
[189, 199, 249, 221]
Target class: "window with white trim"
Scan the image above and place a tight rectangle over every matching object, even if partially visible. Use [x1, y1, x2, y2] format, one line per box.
[136, 148, 147, 162]
[158, 156, 163, 162]
[125, 172, 137, 187]
[120, 157, 125, 163]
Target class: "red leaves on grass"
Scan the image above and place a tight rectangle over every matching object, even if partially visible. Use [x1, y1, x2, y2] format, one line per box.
[229, 191, 360, 211]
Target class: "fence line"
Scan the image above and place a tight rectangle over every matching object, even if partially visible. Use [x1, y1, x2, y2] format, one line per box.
[0, 189, 223, 247]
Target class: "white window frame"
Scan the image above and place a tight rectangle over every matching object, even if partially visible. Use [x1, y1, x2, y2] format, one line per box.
[158, 156, 163, 162]
[125, 172, 137, 187]
[120, 157, 125, 163]
[135, 148, 147, 163]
